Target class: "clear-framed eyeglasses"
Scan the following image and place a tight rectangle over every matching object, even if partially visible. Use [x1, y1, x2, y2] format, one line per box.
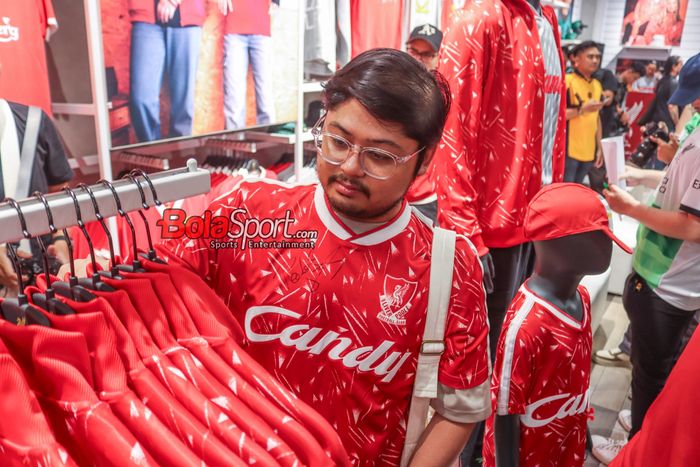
[310, 116, 424, 180]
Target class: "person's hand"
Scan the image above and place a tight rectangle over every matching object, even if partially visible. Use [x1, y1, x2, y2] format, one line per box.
[0, 245, 31, 292]
[157, 0, 177, 23]
[479, 253, 495, 295]
[47, 240, 70, 266]
[650, 135, 679, 165]
[581, 100, 604, 114]
[619, 111, 630, 126]
[595, 148, 605, 168]
[217, 0, 233, 15]
[603, 184, 640, 216]
[56, 257, 105, 280]
[619, 166, 646, 187]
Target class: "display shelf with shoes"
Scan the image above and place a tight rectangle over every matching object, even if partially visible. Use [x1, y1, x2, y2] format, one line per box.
[593, 347, 632, 368]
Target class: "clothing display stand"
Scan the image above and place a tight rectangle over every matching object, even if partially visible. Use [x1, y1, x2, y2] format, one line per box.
[0, 159, 209, 245]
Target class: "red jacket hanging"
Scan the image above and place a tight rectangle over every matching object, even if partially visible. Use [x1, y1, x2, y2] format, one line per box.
[432, 0, 566, 255]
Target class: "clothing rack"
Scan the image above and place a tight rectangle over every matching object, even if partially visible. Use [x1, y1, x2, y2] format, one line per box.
[0, 159, 210, 245]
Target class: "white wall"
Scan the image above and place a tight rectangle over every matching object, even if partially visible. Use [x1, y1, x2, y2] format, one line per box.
[590, 0, 700, 67]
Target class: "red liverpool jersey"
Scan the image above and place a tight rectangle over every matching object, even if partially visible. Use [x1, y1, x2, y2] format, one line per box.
[0, 0, 57, 114]
[350, 0, 404, 57]
[483, 283, 592, 467]
[157, 179, 490, 466]
[432, 0, 566, 255]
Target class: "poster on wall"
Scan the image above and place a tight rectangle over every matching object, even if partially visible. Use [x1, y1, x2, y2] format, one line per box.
[621, 0, 689, 47]
[100, 0, 299, 149]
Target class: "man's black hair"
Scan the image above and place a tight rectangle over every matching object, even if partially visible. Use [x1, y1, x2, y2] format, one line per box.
[569, 40, 601, 57]
[629, 62, 646, 76]
[322, 48, 451, 171]
[662, 55, 683, 76]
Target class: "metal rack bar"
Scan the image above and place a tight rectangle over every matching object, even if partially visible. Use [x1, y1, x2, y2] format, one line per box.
[0, 159, 210, 244]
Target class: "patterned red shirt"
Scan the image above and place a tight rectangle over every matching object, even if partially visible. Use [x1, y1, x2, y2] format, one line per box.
[483, 283, 592, 467]
[158, 179, 490, 466]
[432, 0, 566, 255]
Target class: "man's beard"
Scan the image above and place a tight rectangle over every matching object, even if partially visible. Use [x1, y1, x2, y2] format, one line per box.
[327, 174, 406, 220]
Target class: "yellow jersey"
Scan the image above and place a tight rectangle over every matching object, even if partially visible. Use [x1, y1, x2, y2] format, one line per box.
[565, 72, 603, 162]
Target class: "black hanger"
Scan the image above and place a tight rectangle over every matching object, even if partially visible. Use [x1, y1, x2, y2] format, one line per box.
[77, 183, 122, 280]
[126, 170, 166, 264]
[0, 198, 52, 327]
[18, 193, 75, 315]
[99, 178, 144, 273]
[62, 187, 116, 292]
[32, 192, 96, 302]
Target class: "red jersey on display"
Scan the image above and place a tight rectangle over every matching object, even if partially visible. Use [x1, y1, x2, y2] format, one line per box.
[432, 0, 566, 255]
[0, 342, 75, 466]
[225, 0, 272, 36]
[483, 284, 592, 467]
[0, 318, 158, 466]
[157, 179, 490, 466]
[350, 0, 404, 57]
[0, 0, 57, 115]
[610, 319, 700, 466]
[128, 0, 206, 26]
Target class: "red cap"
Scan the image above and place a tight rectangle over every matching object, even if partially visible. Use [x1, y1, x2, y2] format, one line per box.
[524, 183, 633, 254]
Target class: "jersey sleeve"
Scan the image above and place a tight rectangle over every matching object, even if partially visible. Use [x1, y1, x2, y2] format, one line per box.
[679, 156, 700, 218]
[433, 6, 497, 256]
[155, 187, 245, 284]
[493, 326, 536, 416]
[437, 235, 490, 390]
[39, 111, 73, 186]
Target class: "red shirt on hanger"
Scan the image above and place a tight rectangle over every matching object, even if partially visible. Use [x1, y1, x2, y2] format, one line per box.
[0, 0, 57, 115]
[350, 0, 404, 57]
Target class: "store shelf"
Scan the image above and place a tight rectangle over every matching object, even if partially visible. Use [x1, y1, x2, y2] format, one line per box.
[302, 81, 325, 93]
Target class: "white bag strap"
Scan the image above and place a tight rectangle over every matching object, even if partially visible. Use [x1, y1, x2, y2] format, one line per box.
[14, 106, 43, 199]
[400, 226, 457, 467]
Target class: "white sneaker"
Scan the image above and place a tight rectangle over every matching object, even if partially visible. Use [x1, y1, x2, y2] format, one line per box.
[591, 435, 627, 465]
[618, 409, 632, 432]
[593, 347, 632, 368]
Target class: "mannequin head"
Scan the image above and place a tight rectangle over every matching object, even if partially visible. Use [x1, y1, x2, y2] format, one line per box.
[533, 230, 612, 278]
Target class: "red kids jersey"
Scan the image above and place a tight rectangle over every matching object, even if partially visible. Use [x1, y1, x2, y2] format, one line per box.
[483, 283, 592, 467]
[157, 179, 490, 466]
[0, 0, 57, 114]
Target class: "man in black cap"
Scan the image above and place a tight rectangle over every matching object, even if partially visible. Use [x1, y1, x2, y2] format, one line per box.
[405, 23, 443, 71]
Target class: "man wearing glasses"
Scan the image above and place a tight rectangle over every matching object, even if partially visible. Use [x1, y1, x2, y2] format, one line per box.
[405, 24, 442, 71]
[158, 48, 491, 466]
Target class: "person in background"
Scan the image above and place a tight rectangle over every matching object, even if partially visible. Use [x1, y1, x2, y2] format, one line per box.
[405, 24, 442, 71]
[632, 62, 658, 93]
[0, 98, 72, 295]
[592, 53, 700, 465]
[403, 23, 443, 222]
[638, 55, 683, 133]
[128, 0, 205, 142]
[564, 41, 605, 183]
[219, 0, 279, 130]
[595, 62, 645, 137]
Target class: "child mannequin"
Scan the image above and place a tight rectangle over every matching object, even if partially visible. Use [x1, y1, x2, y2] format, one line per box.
[483, 183, 632, 467]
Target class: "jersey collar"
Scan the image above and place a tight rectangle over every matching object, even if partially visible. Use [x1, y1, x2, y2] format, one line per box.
[313, 184, 413, 246]
[521, 282, 588, 330]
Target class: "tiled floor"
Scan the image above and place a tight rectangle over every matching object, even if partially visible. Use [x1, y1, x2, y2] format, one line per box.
[585, 295, 632, 466]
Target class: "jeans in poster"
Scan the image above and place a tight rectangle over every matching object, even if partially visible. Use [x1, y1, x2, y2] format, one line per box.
[130, 22, 201, 142]
[223, 34, 275, 130]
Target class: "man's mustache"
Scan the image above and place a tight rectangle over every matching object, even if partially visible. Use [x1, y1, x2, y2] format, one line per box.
[328, 174, 370, 197]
